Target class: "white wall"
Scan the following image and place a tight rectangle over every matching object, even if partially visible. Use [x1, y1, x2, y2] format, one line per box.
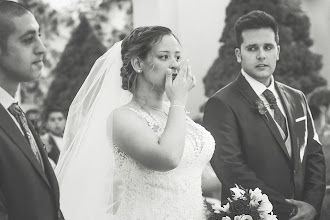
[301, 0, 330, 86]
[133, 0, 230, 118]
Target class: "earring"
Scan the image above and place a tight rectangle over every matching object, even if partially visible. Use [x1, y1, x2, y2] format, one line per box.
[137, 69, 142, 73]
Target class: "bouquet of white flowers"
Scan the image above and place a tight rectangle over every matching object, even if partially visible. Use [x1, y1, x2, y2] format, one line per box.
[208, 185, 277, 220]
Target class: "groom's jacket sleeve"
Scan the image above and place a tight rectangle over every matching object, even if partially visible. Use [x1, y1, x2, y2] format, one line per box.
[203, 96, 295, 219]
[300, 92, 325, 212]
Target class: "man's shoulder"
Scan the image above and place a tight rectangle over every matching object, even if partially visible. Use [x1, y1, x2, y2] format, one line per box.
[210, 81, 239, 100]
[276, 81, 304, 98]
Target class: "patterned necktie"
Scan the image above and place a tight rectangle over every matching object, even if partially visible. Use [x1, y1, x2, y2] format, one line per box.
[8, 103, 44, 170]
[263, 89, 288, 139]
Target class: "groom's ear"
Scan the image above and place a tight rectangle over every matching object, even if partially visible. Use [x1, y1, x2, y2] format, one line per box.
[131, 57, 142, 73]
[276, 45, 280, 61]
[235, 48, 242, 63]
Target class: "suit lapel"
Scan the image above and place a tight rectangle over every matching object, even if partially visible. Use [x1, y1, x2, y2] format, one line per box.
[236, 74, 291, 159]
[28, 119, 60, 205]
[276, 83, 299, 161]
[0, 105, 52, 188]
[49, 135, 60, 162]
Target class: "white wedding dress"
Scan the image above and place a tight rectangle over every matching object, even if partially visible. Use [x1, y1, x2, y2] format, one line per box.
[113, 106, 215, 220]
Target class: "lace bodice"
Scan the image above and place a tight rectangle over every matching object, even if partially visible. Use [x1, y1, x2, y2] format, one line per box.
[113, 106, 215, 220]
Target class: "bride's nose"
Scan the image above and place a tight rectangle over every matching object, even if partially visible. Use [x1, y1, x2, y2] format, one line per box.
[169, 58, 180, 71]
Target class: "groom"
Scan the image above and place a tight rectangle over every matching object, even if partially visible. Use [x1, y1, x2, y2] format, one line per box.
[0, 1, 64, 220]
[203, 10, 325, 220]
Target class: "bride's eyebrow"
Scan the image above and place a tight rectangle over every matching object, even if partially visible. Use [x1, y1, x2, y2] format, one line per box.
[157, 51, 181, 54]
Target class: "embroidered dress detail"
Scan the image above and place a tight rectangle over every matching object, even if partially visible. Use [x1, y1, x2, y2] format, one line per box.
[113, 105, 215, 220]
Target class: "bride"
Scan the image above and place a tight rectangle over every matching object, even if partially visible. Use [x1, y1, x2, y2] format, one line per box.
[56, 26, 215, 220]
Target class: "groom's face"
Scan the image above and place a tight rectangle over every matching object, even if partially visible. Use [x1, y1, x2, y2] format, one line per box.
[235, 28, 280, 86]
[0, 12, 46, 83]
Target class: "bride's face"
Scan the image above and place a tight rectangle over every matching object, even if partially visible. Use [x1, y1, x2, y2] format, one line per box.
[139, 34, 182, 91]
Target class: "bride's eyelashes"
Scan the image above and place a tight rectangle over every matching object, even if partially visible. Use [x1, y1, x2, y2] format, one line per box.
[157, 54, 181, 62]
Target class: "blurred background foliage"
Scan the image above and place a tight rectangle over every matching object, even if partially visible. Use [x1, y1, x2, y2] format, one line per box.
[16, 0, 133, 113]
[43, 15, 107, 113]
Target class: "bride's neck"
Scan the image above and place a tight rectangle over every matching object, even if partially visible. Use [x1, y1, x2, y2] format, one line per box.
[133, 86, 164, 109]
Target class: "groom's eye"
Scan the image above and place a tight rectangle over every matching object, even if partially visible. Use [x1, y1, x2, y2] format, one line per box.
[264, 45, 274, 51]
[247, 46, 257, 51]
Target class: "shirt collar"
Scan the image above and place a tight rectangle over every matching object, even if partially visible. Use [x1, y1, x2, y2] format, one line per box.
[0, 87, 18, 110]
[241, 69, 276, 96]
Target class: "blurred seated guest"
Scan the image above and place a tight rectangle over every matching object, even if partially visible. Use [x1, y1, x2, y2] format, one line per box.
[308, 88, 330, 144]
[41, 106, 66, 166]
[308, 88, 330, 220]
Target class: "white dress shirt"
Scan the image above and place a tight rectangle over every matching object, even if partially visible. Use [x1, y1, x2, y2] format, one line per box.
[0, 87, 24, 134]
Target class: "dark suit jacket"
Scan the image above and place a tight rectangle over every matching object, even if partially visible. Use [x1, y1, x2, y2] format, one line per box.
[42, 133, 61, 164]
[203, 73, 326, 220]
[0, 104, 64, 220]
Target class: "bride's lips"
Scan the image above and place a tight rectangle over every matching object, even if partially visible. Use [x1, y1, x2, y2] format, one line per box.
[32, 60, 43, 68]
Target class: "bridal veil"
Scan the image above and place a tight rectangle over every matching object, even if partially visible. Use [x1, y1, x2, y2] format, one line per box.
[55, 41, 132, 220]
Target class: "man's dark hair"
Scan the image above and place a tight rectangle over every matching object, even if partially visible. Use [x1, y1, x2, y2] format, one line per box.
[0, 1, 31, 52]
[234, 10, 279, 47]
[309, 105, 322, 121]
[308, 88, 330, 108]
[43, 106, 66, 122]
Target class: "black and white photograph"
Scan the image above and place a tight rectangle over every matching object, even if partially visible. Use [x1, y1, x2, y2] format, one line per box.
[0, 0, 329, 219]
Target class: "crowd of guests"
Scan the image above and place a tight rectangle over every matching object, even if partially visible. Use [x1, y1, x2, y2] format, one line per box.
[26, 106, 66, 168]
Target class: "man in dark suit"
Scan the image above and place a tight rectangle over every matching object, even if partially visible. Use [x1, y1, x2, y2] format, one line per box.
[203, 10, 325, 220]
[0, 2, 64, 219]
[41, 106, 66, 166]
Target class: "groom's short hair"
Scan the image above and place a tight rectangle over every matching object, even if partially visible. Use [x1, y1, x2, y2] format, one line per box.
[0, 1, 31, 52]
[234, 10, 279, 47]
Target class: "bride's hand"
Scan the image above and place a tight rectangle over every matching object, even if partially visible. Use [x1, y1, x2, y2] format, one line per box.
[165, 60, 196, 105]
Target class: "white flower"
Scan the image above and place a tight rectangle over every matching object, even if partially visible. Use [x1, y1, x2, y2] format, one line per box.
[260, 212, 278, 220]
[249, 188, 265, 208]
[249, 188, 263, 202]
[230, 184, 246, 200]
[267, 213, 278, 220]
[221, 203, 230, 212]
[222, 216, 231, 220]
[213, 202, 230, 213]
[212, 200, 222, 210]
[258, 194, 273, 214]
[249, 188, 274, 217]
[234, 215, 253, 220]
